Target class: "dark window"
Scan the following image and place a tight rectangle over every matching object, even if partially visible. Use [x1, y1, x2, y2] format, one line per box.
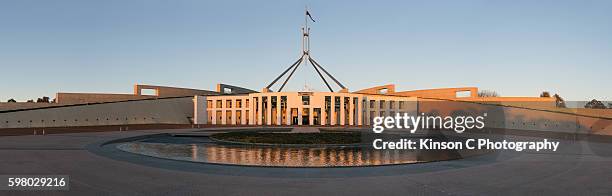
[302, 96, 310, 105]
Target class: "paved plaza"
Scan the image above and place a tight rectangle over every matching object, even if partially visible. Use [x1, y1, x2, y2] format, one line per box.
[0, 129, 611, 195]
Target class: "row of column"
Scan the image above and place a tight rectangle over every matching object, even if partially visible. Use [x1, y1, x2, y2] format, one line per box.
[249, 96, 364, 126]
[206, 96, 410, 126]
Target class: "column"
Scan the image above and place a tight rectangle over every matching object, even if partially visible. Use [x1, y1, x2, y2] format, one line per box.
[266, 98, 272, 125]
[349, 97, 354, 126]
[355, 97, 365, 126]
[221, 99, 226, 125]
[277, 97, 281, 126]
[298, 107, 303, 125]
[257, 97, 263, 125]
[321, 106, 326, 126]
[340, 97, 345, 126]
[286, 107, 291, 125]
[249, 97, 254, 125]
[331, 97, 336, 125]
[309, 108, 314, 126]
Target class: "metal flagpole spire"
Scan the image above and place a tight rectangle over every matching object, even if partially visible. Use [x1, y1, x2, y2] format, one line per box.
[303, 5, 310, 56]
[264, 7, 348, 93]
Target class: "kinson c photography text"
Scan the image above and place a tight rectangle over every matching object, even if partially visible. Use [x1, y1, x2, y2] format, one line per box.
[371, 113, 561, 152]
[372, 112, 487, 133]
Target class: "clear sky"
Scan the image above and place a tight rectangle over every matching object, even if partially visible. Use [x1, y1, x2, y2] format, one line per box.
[1, 0, 611, 102]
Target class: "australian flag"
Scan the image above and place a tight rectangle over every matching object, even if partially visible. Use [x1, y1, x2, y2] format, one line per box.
[306, 11, 316, 22]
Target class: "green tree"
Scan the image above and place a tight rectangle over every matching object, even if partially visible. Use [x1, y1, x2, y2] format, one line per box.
[36, 96, 50, 103]
[7, 98, 17, 103]
[553, 94, 566, 108]
[478, 90, 499, 97]
[540, 91, 551, 97]
[585, 99, 606, 109]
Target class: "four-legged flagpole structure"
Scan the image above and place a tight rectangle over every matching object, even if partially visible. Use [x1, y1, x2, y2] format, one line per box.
[263, 8, 348, 93]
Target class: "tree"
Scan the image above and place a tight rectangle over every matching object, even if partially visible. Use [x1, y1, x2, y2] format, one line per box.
[540, 91, 551, 97]
[478, 90, 499, 97]
[26, 99, 34, 103]
[7, 99, 17, 103]
[36, 96, 50, 103]
[585, 99, 606, 109]
[553, 94, 566, 108]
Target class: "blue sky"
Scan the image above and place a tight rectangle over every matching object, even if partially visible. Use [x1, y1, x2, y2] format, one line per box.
[1, 0, 611, 102]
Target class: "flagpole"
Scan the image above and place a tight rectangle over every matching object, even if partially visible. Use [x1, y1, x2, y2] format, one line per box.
[305, 6, 308, 32]
[306, 6, 310, 56]
[264, 6, 348, 92]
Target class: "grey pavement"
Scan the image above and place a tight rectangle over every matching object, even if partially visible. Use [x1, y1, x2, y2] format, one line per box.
[0, 129, 611, 195]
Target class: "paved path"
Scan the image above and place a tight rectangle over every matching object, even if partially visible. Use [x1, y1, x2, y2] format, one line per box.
[0, 129, 611, 195]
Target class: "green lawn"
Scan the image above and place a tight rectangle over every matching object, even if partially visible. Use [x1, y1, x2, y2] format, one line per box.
[210, 131, 364, 145]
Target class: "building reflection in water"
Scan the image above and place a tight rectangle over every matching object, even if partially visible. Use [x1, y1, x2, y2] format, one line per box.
[118, 142, 469, 167]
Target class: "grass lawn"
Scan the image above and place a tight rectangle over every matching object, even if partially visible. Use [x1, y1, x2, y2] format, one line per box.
[210, 131, 364, 144]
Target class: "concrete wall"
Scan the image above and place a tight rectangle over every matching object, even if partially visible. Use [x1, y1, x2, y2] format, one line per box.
[396, 87, 478, 98]
[353, 85, 478, 99]
[456, 97, 557, 109]
[2, 91, 609, 134]
[0, 97, 194, 129]
[417, 98, 612, 135]
[56, 93, 155, 104]
[134, 84, 219, 97]
[0, 103, 67, 112]
[193, 96, 207, 124]
[54, 84, 219, 105]
[216, 84, 258, 94]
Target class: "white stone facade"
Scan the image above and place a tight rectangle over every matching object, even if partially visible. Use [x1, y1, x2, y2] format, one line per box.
[203, 92, 417, 126]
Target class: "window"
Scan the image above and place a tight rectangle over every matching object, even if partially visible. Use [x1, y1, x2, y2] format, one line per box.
[262, 96, 268, 123]
[389, 101, 395, 109]
[271, 96, 278, 125]
[334, 96, 341, 125]
[236, 99, 242, 108]
[140, 89, 157, 96]
[370, 100, 375, 108]
[335, 96, 341, 108]
[223, 88, 232, 94]
[380, 100, 385, 109]
[226, 100, 232, 108]
[456, 91, 471, 98]
[378, 88, 388, 94]
[207, 111, 212, 124]
[207, 100, 212, 108]
[281, 96, 287, 108]
[216, 111, 222, 124]
[216, 100, 222, 108]
[281, 96, 288, 125]
[302, 96, 310, 105]
[325, 96, 331, 124]
[226, 110, 232, 124]
[271, 96, 278, 108]
[246, 110, 250, 124]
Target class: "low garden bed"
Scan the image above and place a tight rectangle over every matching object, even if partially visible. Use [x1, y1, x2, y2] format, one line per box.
[210, 131, 365, 145]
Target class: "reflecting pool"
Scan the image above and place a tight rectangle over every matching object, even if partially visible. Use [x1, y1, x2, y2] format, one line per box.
[116, 136, 486, 167]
